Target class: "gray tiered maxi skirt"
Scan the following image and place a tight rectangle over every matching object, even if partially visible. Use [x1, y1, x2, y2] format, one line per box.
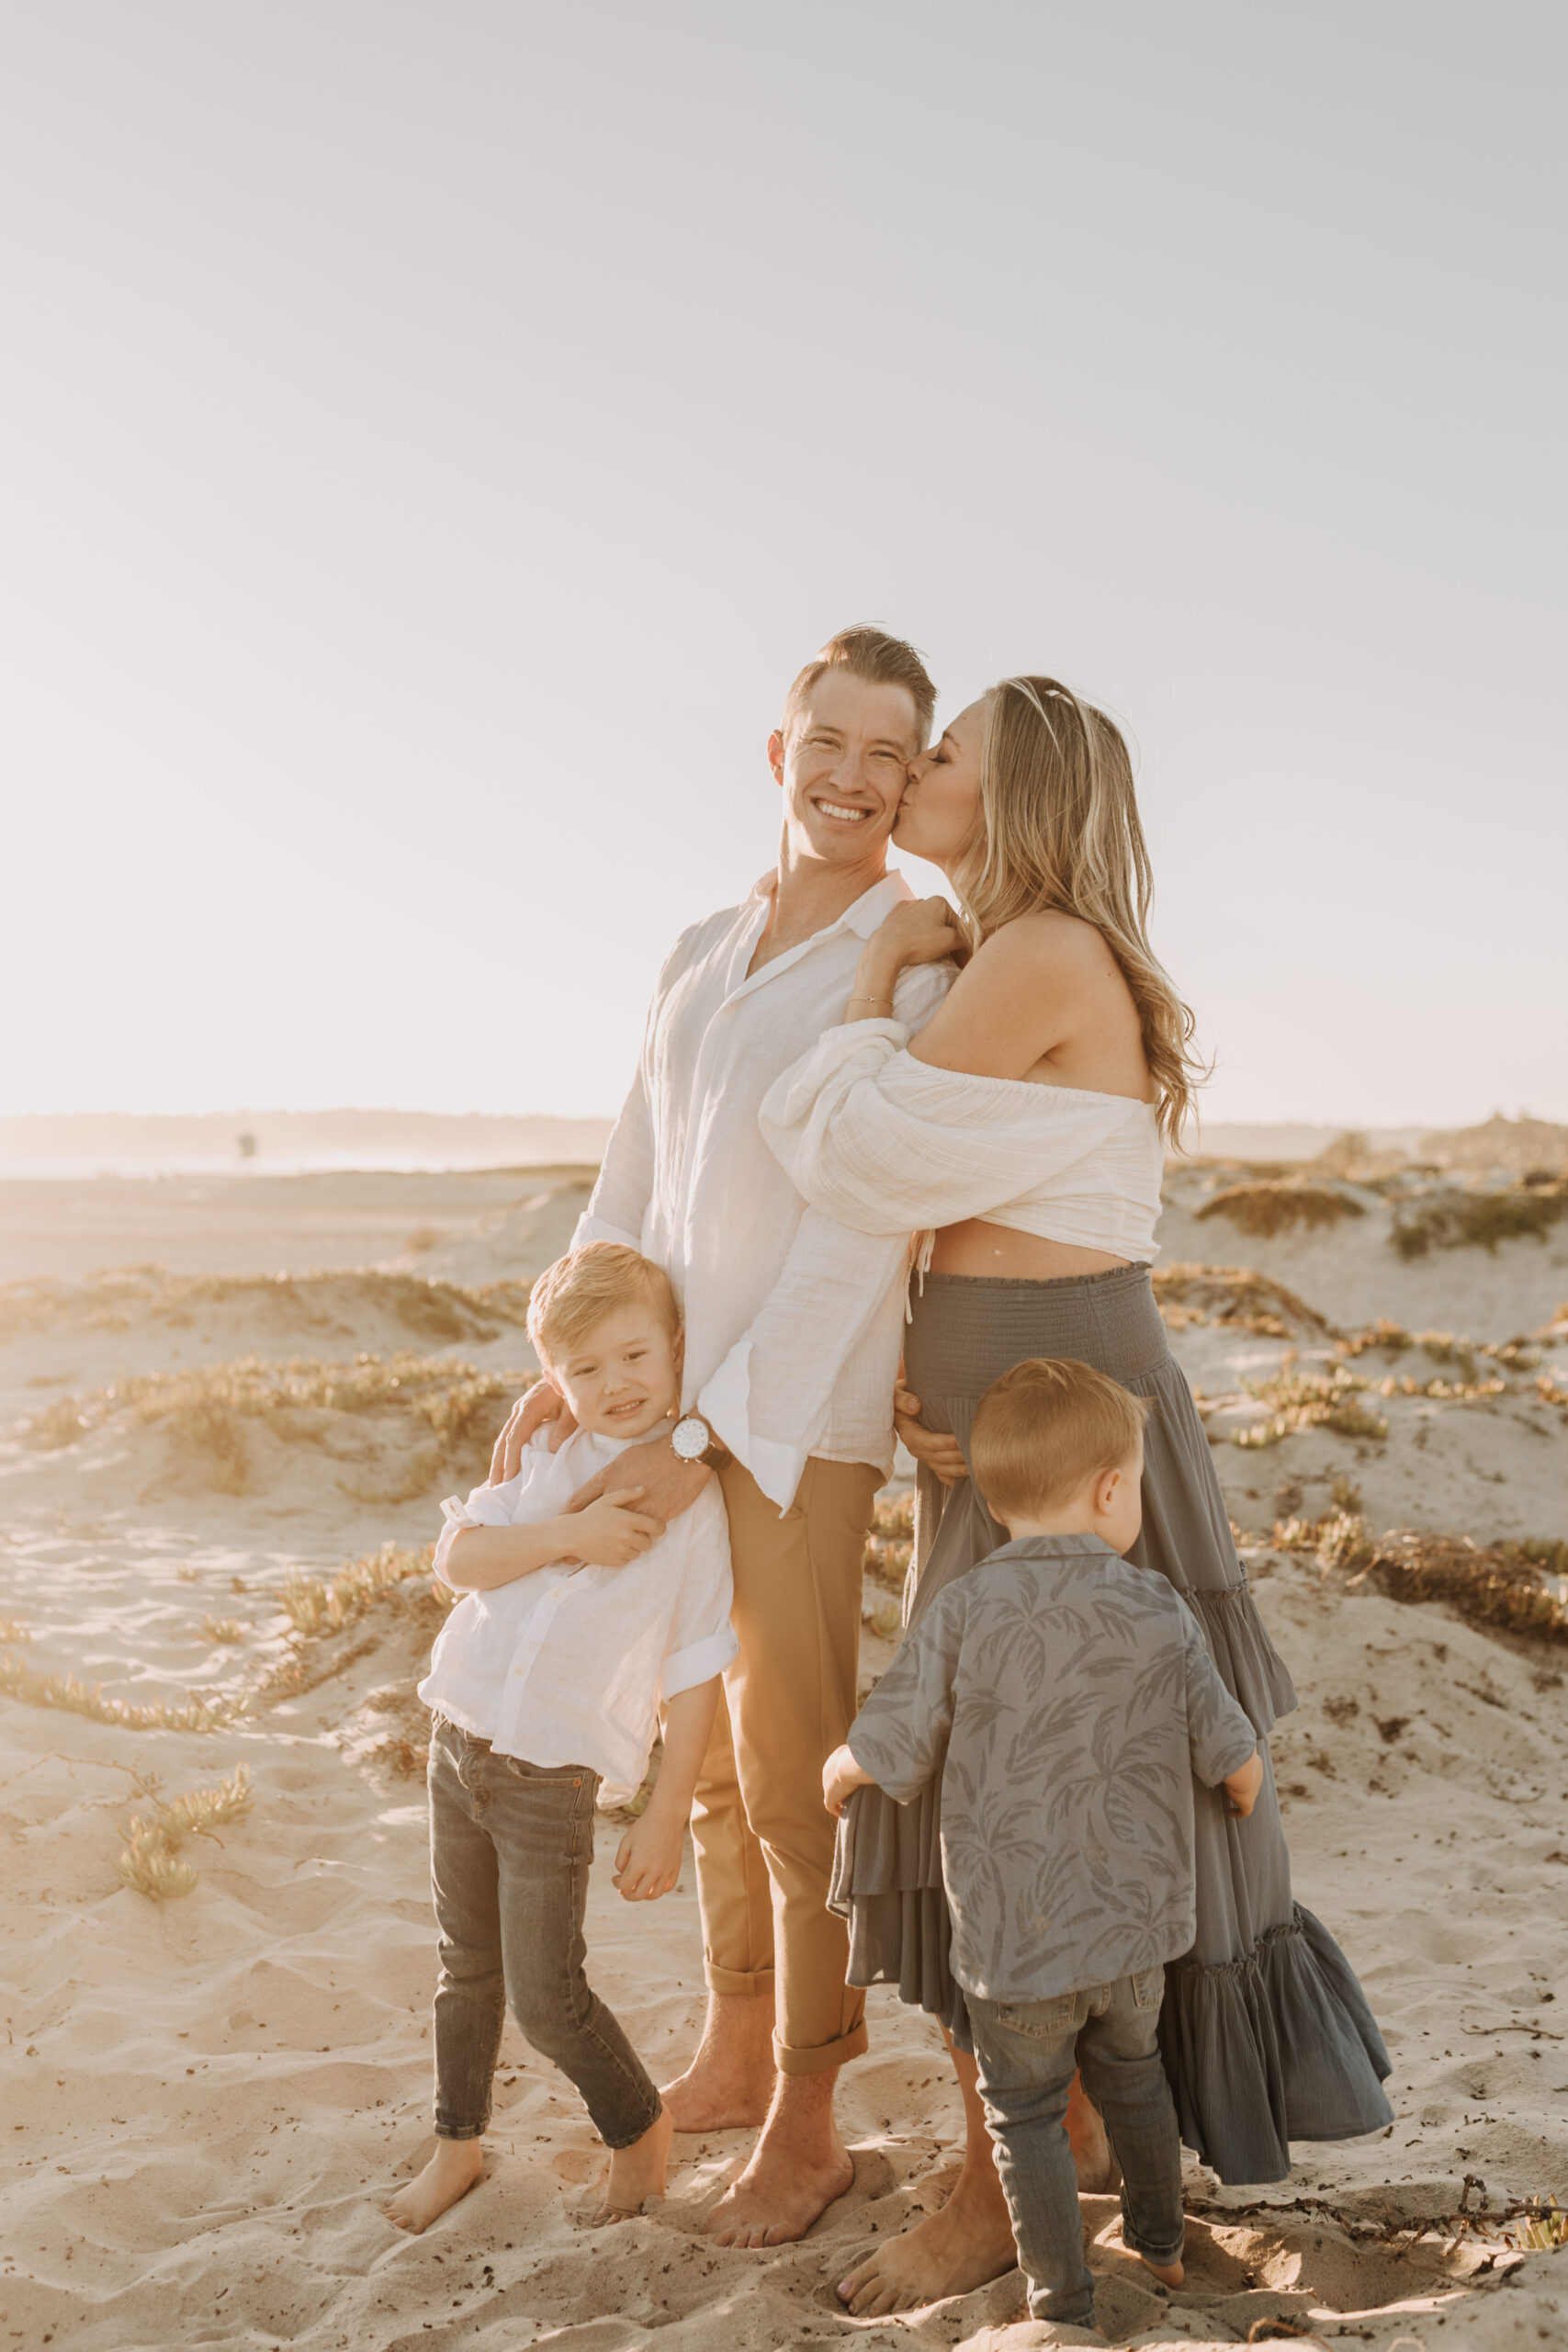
[829, 1264, 1393, 2186]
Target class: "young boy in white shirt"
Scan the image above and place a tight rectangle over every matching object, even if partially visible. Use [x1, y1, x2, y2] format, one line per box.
[386, 1244, 737, 2235]
[824, 1358, 1263, 2333]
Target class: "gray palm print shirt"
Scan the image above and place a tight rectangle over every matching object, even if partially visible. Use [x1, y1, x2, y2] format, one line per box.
[847, 1533, 1258, 2003]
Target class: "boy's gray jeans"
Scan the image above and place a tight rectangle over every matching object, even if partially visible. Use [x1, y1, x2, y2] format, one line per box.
[427, 1715, 661, 2150]
[967, 1965, 1185, 2328]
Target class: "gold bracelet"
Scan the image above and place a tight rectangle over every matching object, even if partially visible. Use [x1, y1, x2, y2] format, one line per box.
[846, 992, 893, 1013]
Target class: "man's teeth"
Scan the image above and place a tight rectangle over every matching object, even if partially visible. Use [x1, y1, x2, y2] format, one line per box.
[817, 800, 869, 822]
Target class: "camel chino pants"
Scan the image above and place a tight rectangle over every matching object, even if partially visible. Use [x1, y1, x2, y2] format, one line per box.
[690, 1453, 881, 2075]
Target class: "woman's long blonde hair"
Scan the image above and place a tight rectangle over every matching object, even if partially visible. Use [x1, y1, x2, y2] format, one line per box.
[948, 676, 1201, 1145]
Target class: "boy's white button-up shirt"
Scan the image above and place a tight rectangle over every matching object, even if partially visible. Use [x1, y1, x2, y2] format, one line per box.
[573, 872, 953, 1511]
[419, 1425, 737, 1806]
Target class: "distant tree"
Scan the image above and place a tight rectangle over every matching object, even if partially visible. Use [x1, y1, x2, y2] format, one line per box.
[236, 1133, 257, 1161]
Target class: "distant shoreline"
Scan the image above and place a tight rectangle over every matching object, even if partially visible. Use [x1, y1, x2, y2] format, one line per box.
[0, 1111, 617, 1181]
[2, 1109, 1563, 1182]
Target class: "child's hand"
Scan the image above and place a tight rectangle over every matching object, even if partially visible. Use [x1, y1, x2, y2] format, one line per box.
[614, 1806, 683, 1901]
[565, 1488, 665, 1568]
[823, 1742, 873, 1818]
[1223, 1749, 1264, 1817]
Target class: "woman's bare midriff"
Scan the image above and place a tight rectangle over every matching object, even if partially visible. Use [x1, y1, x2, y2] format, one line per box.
[927, 1218, 1130, 1282]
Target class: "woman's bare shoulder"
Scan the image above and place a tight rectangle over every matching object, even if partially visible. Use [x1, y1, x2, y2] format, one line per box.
[910, 911, 1116, 1076]
[961, 909, 1112, 983]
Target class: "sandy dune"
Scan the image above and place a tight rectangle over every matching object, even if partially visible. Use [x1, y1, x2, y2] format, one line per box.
[3, 1161, 1567, 2349]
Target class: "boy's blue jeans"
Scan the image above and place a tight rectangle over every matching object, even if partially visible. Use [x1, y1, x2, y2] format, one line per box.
[967, 1965, 1185, 2328]
[427, 1715, 661, 2150]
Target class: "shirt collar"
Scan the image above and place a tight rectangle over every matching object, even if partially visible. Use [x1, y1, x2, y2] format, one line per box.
[985, 1532, 1124, 1567]
[744, 867, 913, 943]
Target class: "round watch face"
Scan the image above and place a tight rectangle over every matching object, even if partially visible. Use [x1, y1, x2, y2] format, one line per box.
[671, 1416, 709, 1462]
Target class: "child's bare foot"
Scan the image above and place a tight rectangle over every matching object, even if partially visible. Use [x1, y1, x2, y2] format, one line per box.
[592, 2104, 672, 2223]
[1139, 2252, 1184, 2289]
[385, 2137, 484, 2233]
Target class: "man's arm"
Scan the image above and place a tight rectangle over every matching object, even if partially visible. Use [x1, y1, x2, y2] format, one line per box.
[491, 986, 666, 1482]
[572, 1058, 656, 1252]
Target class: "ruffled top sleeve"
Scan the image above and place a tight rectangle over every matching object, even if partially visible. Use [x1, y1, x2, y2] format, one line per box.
[759, 1019, 1156, 1237]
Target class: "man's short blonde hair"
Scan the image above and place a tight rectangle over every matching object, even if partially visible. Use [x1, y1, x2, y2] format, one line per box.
[780, 625, 937, 752]
[970, 1357, 1149, 1523]
[526, 1242, 680, 1368]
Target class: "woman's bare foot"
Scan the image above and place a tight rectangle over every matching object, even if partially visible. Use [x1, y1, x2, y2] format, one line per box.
[660, 1990, 775, 2132]
[836, 2147, 1017, 2315]
[384, 2137, 484, 2233]
[592, 2105, 674, 2223]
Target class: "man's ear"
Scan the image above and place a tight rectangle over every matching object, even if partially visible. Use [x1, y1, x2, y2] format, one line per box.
[767, 729, 786, 787]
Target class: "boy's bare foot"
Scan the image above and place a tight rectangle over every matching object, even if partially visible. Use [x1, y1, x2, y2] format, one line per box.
[384, 2137, 484, 2233]
[660, 1990, 775, 2132]
[705, 2072, 853, 2248]
[1139, 2251, 1184, 2289]
[592, 2105, 673, 2223]
[835, 2145, 1017, 2315]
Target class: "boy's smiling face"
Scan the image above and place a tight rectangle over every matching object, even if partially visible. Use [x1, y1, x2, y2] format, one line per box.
[545, 1301, 682, 1441]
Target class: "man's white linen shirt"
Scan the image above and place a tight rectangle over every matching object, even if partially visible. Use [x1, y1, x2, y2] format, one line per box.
[418, 1425, 737, 1806]
[572, 874, 952, 1510]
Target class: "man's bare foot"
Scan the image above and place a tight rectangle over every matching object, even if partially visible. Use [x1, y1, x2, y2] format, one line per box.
[835, 2147, 1017, 2316]
[592, 2105, 674, 2223]
[384, 2137, 484, 2233]
[660, 1990, 775, 2132]
[705, 2070, 853, 2248]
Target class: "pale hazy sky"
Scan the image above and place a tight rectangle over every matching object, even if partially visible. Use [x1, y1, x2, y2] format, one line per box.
[3, 3, 1563, 1130]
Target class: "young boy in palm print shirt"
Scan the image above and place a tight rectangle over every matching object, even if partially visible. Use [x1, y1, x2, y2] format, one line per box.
[824, 1357, 1263, 2334]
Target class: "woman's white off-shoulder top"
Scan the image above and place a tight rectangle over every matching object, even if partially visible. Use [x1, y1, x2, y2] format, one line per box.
[759, 1017, 1164, 1265]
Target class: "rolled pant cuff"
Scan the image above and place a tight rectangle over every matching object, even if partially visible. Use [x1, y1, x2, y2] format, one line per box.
[1121, 2221, 1186, 2265]
[705, 1962, 776, 1999]
[774, 2018, 868, 2076]
[434, 2123, 486, 2141]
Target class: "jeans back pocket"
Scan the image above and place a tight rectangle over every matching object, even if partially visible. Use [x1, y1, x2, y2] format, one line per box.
[995, 1989, 1079, 2038]
[1130, 1966, 1166, 2012]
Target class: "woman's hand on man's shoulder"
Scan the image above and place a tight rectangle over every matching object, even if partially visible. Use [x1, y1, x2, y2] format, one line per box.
[873, 895, 968, 970]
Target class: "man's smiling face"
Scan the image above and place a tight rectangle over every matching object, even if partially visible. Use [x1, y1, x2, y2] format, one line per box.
[768, 667, 921, 871]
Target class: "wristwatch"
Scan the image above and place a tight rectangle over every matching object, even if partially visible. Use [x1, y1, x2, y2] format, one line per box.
[671, 1412, 730, 1469]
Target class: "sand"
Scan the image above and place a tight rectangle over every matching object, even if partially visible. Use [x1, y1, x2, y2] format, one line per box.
[3, 1160, 1567, 2350]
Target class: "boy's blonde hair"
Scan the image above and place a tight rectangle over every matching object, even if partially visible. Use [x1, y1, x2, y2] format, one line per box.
[970, 1356, 1149, 1523]
[525, 1242, 680, 1368]
[780, 625, 938, 752]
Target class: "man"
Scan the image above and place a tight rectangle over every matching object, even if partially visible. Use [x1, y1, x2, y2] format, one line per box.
[491, 627, 951, 2245]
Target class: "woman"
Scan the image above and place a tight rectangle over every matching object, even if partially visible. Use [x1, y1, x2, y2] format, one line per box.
[759, 677, 1393, 2318]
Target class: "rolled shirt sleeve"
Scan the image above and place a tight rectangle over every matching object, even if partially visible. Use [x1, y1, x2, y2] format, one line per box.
[431, 1472, 528, 1586]
[661, 1619, 739, 1700]
[845, 1590, 966, 1804]
[1181, 1607, 1260, 1784]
